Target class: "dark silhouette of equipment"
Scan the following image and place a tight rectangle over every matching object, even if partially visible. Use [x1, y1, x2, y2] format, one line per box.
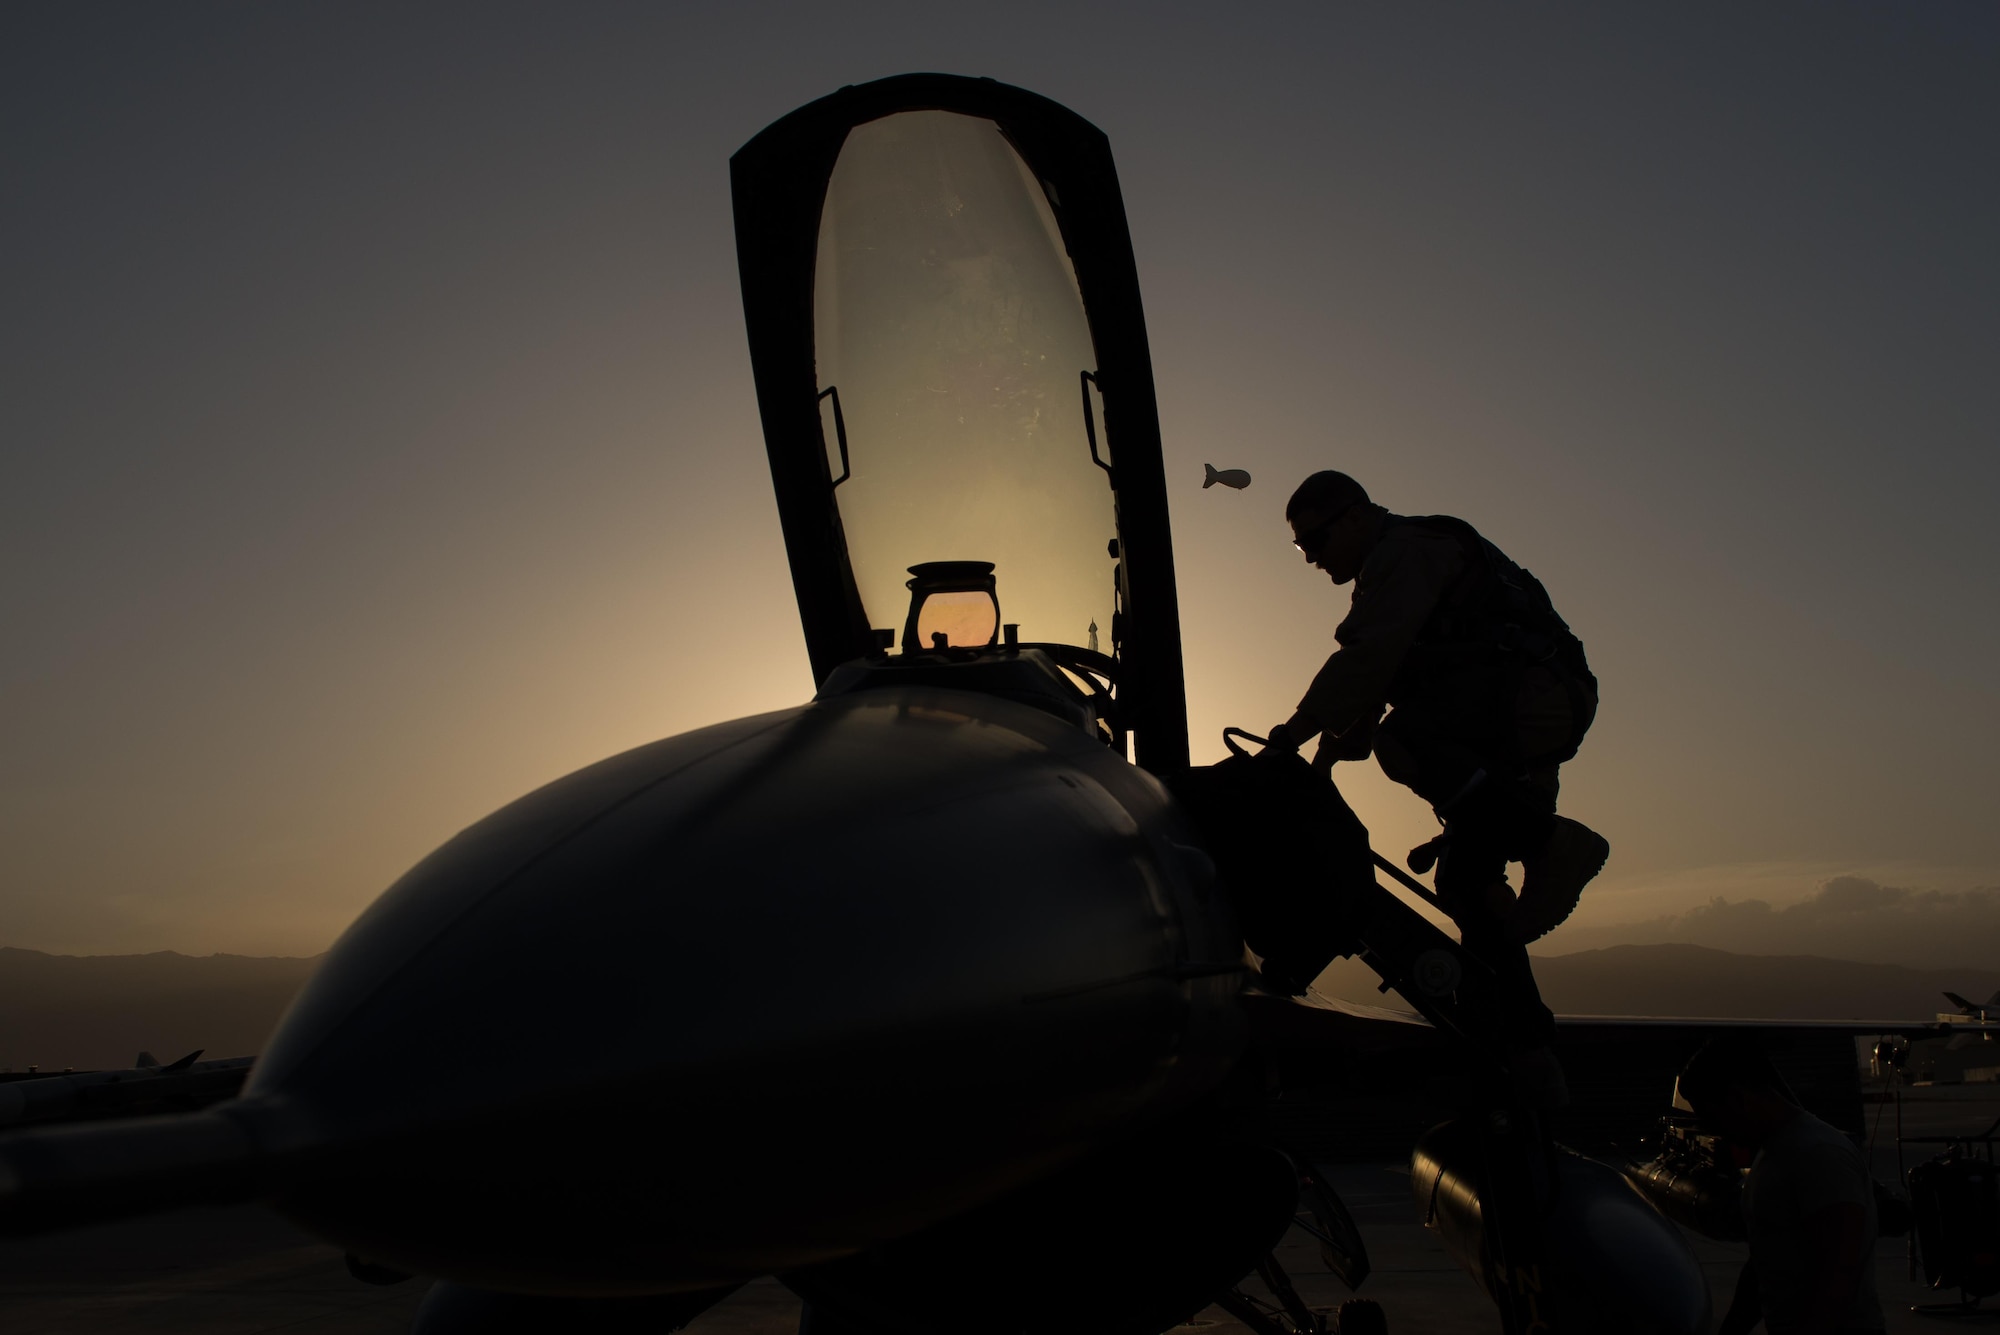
[1911, 1149, 2000, 1298]
[1624, 1108, 1748, 1242]
[1625, 1069, 1915, 1247]
[1908, 1122, 2000, 1317]
[1415, 1120, 1710, 1335]
[1168, 731, 1374, 995]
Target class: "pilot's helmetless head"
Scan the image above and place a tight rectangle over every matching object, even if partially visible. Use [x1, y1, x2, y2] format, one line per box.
[1286, 470, 1374, 585]
[1676, 1036, 1793, 1140]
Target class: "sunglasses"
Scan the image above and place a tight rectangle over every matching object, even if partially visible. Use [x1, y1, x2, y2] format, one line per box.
[1292, 505, 1353, 560]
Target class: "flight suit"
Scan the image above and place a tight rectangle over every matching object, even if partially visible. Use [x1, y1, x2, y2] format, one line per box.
[1297, 508, 1597, 1046]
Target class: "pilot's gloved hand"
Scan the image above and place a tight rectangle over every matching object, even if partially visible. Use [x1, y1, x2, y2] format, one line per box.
[1309, 741, 1336, 777]
[1312, 709, 1380, 768]
[1264, 709, 1324, 757]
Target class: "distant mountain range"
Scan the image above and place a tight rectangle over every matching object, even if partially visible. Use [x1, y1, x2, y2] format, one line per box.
[1529, 944, 2000, 1021]
[1312, 945, 2000, 1028]
[5, 943, 1997, 1072]
[0, 947, 321, 1072]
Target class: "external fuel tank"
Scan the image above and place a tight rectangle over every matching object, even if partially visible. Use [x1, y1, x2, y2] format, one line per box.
[1412, 1120, 1713, 1335]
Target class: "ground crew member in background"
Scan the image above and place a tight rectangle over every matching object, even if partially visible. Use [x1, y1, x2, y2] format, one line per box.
[1265, 470, 1608, 1094]
[1678, 1038, 1886, 1335]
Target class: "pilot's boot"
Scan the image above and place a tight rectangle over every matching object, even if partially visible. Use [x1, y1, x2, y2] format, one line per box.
[1514, 816, 1610, 944]
[1407, 831, 1449, 875]
[1435, 822, 1565, 1104]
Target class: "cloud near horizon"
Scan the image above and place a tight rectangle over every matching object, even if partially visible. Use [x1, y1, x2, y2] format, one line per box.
[1545, 876, 2000, 968]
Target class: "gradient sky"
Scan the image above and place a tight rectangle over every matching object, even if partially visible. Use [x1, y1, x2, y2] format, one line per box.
[4, 4, 1996, 959]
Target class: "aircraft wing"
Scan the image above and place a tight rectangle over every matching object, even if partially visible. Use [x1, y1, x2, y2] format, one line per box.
[0, 1057, 253, 1130]
[1242, 986, 1950, 1154]
[1254, 985, 1973, 1041]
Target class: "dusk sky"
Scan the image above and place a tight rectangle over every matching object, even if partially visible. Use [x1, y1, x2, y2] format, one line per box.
[5, 4, 1996, 963]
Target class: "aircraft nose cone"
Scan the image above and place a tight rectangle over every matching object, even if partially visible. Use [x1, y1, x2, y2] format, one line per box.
[250, 688, 1232, 1292]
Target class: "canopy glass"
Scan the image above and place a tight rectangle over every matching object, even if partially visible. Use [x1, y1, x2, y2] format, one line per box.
[812, 111, 1116, 653]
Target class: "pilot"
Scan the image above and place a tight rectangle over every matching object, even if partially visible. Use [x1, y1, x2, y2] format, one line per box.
[1677, 1037, 1885, 1335]
[1265, 470, 1608, 1077]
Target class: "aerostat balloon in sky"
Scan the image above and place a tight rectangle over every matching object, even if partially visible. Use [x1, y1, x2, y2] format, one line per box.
[1202, 464, 1251, 490]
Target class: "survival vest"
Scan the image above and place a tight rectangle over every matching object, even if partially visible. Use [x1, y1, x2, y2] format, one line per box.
[1385, 515, 1597, 759]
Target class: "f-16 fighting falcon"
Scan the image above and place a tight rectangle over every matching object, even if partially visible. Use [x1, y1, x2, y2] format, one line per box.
[0, 74, 1719, 1335]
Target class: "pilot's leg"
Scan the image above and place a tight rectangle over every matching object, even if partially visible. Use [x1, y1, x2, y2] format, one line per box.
[1374, 709, 1559, 1053]
[1511, 663, 1609, 942]
[1429, 777, 1558, 1051]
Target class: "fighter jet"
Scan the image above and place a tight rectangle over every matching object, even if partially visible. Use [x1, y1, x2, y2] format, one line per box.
[1943, 990, 2000, 1023]
[0, 75, 1716, 1335]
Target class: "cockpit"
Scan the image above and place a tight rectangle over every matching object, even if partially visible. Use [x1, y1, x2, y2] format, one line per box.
[813, 110, 1117, 658]
[809, 110, 1125, 744]
[734, 78, 1188, 770]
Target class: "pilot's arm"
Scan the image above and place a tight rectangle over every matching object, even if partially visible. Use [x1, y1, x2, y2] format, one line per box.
[1267, 525, 1463, 757]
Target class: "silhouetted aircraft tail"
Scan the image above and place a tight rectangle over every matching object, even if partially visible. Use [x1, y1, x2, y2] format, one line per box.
[133, 1049, 203, 1071]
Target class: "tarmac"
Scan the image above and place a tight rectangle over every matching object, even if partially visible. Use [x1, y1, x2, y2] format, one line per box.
[2, 1085, 1994, 1334]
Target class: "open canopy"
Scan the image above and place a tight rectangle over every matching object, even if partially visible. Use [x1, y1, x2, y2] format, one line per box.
[733, 75, 1188, 771]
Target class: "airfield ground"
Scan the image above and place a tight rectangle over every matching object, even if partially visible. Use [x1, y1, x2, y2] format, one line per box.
[3, 1085, 1994, 1335]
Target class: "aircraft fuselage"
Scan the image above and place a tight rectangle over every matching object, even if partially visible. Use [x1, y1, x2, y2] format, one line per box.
[240, 667, 1242, 1291]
